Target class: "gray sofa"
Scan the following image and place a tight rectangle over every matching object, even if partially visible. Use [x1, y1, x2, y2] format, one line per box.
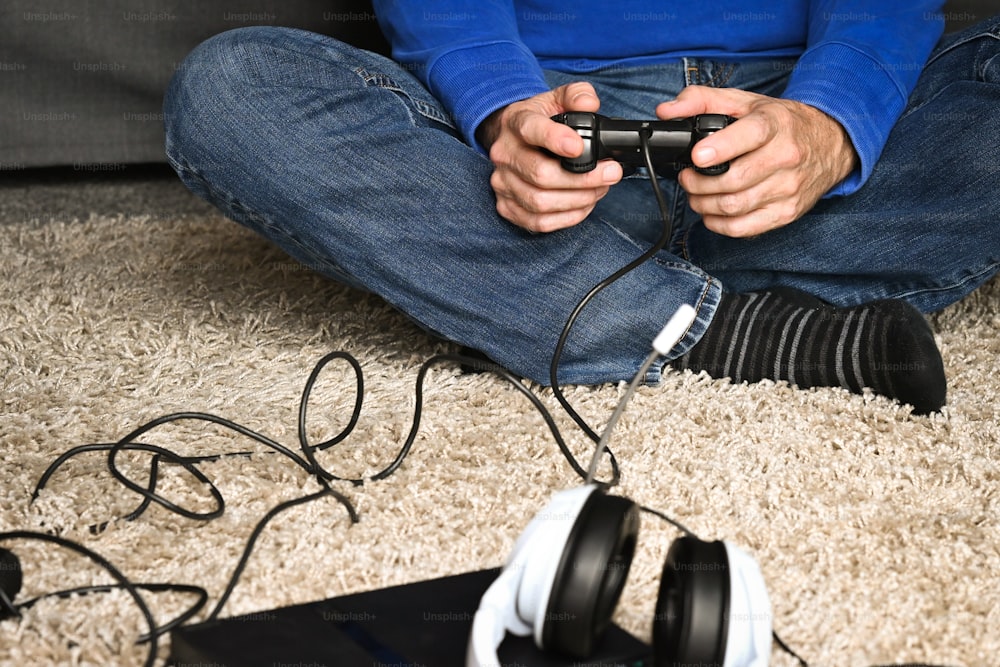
[1, 0, 996, 170]
[1, 1, 388, 169]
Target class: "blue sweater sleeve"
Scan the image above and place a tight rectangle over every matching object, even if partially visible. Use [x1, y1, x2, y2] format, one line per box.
[373, 1, 550, 151]
[373, 1, 946, 189]
[784, 1, 944, 196]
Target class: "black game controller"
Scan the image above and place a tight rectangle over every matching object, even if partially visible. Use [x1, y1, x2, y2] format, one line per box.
[551, 111, 734, 176]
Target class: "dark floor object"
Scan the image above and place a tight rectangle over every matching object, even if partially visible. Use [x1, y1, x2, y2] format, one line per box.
[169, 568, 653, 667]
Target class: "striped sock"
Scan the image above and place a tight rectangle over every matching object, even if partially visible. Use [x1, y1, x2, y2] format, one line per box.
[671, 288, 946, 413]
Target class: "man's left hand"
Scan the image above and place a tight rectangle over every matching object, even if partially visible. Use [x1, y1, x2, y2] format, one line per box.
[657, 86, 858, 238]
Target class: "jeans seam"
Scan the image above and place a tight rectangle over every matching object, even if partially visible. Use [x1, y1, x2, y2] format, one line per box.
[354, 66, 455, 129]
[892, 260, 1000, 304]
[598, 218, 713, 285]
[668, 179, 690, 257]
[708, 61, 737, 88]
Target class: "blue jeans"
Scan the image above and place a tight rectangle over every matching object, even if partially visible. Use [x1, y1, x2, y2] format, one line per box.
[163, 19, 1000, 387]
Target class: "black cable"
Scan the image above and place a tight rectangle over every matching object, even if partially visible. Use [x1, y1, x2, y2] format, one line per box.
[548, 129, 675, 460]
[425, 353, 619, 485]
[206, 485, 358, 620]
[13, 582, 208, 643]
[105, 411, 317, 512]
[32, 336, 621, 533]
[772, 630, 809, 667]
[31, 355, 364, 528]
[34, 433, 314, 528]
[295, 351, 619, 486]
[111, 412, 312, 471]
[0, 531, 160, 667]
[105, 439, 227, 521]
[34, 443, 162, 531]
[639, 504, 698, 540]
[298, 349, 365, 457]
[2, 485, 357, 658]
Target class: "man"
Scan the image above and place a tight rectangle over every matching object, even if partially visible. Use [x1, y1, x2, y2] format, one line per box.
[163, 2, 1000, 415]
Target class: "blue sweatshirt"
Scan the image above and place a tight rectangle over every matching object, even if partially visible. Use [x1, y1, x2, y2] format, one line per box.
[373, 1, 945, 195]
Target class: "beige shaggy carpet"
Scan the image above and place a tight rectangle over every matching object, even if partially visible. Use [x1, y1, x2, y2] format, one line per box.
[1, 201, 998, 666]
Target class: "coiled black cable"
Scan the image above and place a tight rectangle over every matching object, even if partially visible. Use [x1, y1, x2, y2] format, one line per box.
[6, 347, 607, 662]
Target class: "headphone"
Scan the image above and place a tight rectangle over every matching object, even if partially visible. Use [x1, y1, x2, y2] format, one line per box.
[467, 484, 773, 667]
[468, 303, 773, 666]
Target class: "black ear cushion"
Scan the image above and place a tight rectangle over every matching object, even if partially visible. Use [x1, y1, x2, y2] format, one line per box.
[541, 491, 640, 658]
[653, 536, 730, 667]
[0, 548, 22, 619]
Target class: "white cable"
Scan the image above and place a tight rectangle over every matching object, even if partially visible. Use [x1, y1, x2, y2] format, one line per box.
[584, 304, 697, 485]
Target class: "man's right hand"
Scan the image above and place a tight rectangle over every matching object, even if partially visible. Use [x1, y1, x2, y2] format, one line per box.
[476, 82, 623, 233]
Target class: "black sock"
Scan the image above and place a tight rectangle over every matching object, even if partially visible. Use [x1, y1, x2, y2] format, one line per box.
[671, 288, 946, 414]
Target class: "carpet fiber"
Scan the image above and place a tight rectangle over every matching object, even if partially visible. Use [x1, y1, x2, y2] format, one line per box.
[1, 171, 998, 666]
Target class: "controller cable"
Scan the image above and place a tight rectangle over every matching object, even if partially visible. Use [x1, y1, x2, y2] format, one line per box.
[540, 133, 803, 665]
[548, 129, 676, 451]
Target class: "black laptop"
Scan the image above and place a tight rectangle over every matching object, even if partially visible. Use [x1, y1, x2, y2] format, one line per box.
[170, 568, 652, 666]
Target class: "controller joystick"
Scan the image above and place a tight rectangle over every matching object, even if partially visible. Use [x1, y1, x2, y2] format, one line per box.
[551, 111, 734, 176]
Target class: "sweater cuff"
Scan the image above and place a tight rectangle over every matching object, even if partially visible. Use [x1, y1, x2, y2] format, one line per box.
[427, 41, 550, 152]
[782, 42, 909, 197]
